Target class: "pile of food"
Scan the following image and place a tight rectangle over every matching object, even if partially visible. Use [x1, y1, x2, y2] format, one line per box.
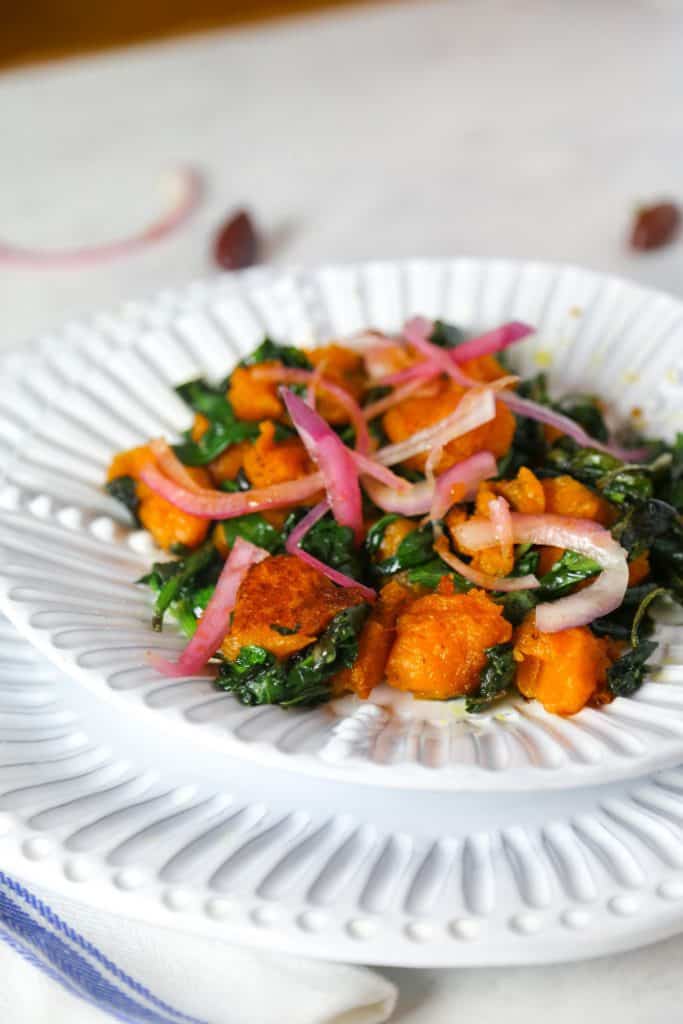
[105, 317, 683, 716]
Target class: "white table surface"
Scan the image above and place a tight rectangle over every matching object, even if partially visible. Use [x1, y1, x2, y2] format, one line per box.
[2, 0, 683, 1019]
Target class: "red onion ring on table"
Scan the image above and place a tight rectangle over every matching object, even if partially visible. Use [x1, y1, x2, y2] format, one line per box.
[454, 512, 629, 631]
[0, 167, 202, 268]
[147, 536, 269, 678]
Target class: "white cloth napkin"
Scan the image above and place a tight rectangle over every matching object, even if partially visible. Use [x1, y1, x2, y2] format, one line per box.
[0, 872, 396, 1024]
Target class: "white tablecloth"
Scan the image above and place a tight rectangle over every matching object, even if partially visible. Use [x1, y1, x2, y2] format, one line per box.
[2, 1, 683, 1019]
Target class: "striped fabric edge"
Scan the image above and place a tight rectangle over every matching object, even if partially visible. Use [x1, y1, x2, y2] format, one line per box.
[0, 871, 208, 1024]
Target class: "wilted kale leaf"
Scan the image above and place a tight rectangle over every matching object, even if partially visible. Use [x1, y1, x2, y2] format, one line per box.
[217, 605, 368, 706]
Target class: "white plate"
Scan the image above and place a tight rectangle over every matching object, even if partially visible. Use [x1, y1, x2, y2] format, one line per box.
[2, 609, 683, 967]
[2, 259, 683, 793]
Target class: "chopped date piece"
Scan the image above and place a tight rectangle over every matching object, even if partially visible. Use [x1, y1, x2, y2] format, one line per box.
[214, 209, 260, 269]
[630, 201, 680, 251]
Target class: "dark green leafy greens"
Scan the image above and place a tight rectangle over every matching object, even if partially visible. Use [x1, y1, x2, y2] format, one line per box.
[599, 467, 654, 507]
[600, 585, 665, 699]
[238, 338, 312, 370]
[123, 336, 683, 715]
[406, 559, 471, 591]
[612, 498, 681, 560]
[553, 393, 608, 443]
[219, 514, 284, 554]
[607, 640, 658, 698]
[364, 515, 400, 556]
[497, 373, 550, 476]
[511, 544, 540, 577]
[545, 444, 663, 508]
[270, 623, 301, 636]
[591, 583, 660, 642]
[498, 374, 611, 478]
[286, 510, 362, 579]
[217, 605, 368, 706]
[335, 423, 356, 448]
[544, 445, 621, 484]
[138, 541, 220, 631]
[429, 320, 466, 349]
[105, 475, 140, 525]
[374, 523, 435, 577]
[499, 549, 601, 625]
[466, 643, 516, 713]
[536, 550, 602, 596]
[219, 469, 252, 492]
[173, 378, 258, 466]
[662, 433, 683, 511]
[630, 586, 668, 646]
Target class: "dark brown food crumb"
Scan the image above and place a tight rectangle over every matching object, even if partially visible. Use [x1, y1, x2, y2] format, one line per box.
[630, 201, 681, 251]
[214, 209, 260, 269]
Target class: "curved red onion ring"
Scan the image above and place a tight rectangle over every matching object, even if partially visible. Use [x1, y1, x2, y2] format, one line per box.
[488, 496, 514, 558]
[1, 167, 202, 269]
[253, 366, 370, 454]
[434, 532, 539, 592]
[352, 453, 409, 491]
[139, 462, 324, 519]
[281, 388, 363, 539]
[147, 537, 269, 678]
[362, 477, 432, 516]
[387, 318, 647, 463]
[424, 449, 441, 483]
[286, 501, 377, 602]
[382, 321, 532, 384]
[421, 386, 513, 482]
[286, 500, 330, 543]
[362, 476, 434, 516]
[149, 438, 205, 493]
[402, 316, 474, 387]
[379, 362, 441, 388]
[449, 321, 534, 363]
[364, 451, 497, 517]
[344, 330, 395, 352]
[429, 451, 498, 520]
[362, 376, 441, 420]
[362, 339, 409, 380]
[381, 363, 646, 463]
[305, 363, 325, 408]
[454, 513, 629, 632]
[498, 392, 649, 462]
[375, 387, 496, 467]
